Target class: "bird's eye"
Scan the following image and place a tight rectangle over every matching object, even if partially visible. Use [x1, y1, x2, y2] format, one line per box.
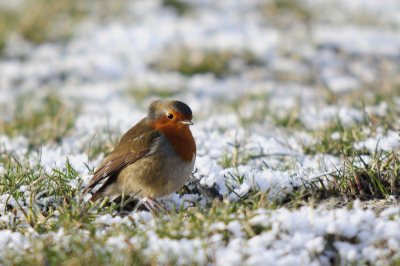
[167, 113, 174, 120]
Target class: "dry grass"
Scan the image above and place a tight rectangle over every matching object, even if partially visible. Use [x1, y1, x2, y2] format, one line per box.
[151, 49, 260, 78]
[0, 94, 79, 147]
[0, 0, 87, 51]
[0, 0, 134, 53]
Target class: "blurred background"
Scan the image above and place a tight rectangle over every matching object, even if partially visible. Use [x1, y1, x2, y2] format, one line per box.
[0, 0, 399, 161]
[2, 2, 400, 264]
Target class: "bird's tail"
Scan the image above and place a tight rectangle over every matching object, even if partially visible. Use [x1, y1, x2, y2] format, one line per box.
[89, 191, 102, 203]
[86, 180, 111, 203]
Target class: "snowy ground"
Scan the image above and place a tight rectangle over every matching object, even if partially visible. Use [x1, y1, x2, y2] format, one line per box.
[1, 0, 400, 265]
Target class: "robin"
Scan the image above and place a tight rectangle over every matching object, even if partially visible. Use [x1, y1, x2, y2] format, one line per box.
[82, 100, 196, 213]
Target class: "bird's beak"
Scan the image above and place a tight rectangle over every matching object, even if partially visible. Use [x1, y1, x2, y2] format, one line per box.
[180, 120, 193, 125]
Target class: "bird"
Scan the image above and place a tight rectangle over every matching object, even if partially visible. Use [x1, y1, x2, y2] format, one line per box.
[82, 100, 196, 213]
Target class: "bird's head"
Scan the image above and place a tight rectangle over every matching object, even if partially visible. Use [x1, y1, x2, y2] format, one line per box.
[147, 100, 193, 131]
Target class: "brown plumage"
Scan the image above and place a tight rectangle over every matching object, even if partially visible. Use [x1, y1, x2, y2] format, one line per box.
[82, 100, 196, 210]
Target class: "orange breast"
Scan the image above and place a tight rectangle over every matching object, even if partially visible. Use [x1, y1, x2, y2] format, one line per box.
[151, 121, 196, 163]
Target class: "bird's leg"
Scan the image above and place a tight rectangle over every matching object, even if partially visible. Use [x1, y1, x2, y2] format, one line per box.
[132, 197, 170, 215]
[147, 197, 170, 215]
[144, 201, 158, 214]
[132, 197, 149, 213]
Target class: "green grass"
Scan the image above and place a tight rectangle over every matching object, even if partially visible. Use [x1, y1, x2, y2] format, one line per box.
[302, 121, 368, 156]
[1, 236, 148, 265]
[1, 137, 399, 263]
[163, 0, 191, 15]
[329, 150, 400, 200]
[303, 92, 399, 157]
[0, 155, 289, 264]
[217, 90, 400, 205]
[0, 154, 80, 215]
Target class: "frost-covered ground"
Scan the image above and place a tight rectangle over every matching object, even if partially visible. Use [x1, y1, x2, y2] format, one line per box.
[1, 0, 400, 265]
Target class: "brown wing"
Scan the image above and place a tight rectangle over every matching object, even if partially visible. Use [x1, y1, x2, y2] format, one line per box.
[83, 118, 160, 194]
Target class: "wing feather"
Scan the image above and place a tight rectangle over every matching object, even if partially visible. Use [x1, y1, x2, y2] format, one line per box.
[82, 118, 159, 195]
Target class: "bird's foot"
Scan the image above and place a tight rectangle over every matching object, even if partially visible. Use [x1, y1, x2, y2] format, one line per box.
[133, 197, 170, 215]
